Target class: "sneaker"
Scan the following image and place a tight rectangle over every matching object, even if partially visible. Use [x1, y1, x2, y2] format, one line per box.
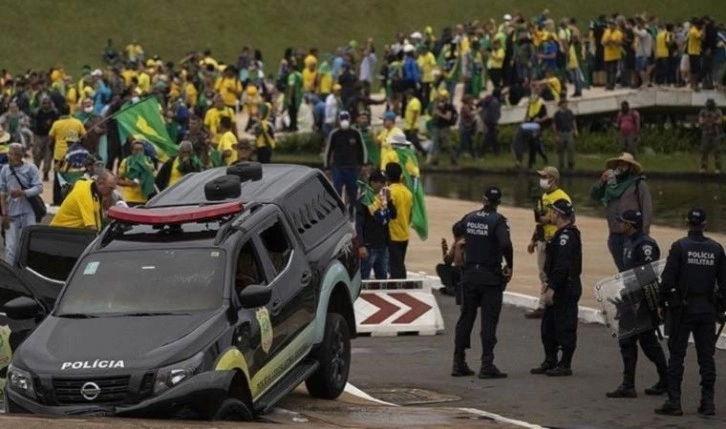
[546, 366, 573, 377]
[478, 365, 508, 379]
[655, 400, 683, 416]
[530, 361, 556, 375]
[606, 385, 637, 398]
[524, 308, 544, 319]
[644, 380, 667, 396]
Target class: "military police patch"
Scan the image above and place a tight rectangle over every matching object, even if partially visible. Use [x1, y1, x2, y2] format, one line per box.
[256, 307, 273, 354]
[559, 234, 569, 246]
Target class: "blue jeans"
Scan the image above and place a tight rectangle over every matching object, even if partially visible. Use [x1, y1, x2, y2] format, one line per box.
[332, 166, 358, 218]
[568, 69, 583, 94]
[458, 124, 476, 157]
[361, 246, 388, 280]
[4, 212, 36, 266]
[607, 232, 627, 272]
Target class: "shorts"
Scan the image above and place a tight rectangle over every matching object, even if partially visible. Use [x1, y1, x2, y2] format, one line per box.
[636, 57, 648, 72]
[689, 55, 702, 76]
[680, 54, 690, 72]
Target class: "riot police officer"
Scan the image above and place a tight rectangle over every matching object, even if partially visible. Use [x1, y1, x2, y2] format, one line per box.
[451, 186, 513, 379]
[530, 199, 581, 377]
[607, 209, 669, 398]
[656, 208, 726, 416]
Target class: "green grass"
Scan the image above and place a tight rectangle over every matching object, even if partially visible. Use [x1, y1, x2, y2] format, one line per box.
[2, 0, 724, 74]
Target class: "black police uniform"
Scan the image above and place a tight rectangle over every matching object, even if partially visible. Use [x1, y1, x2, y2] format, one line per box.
[452, 205, 513, 377]
[608, 231, 668, 397]
[657, 226, 726, 415]
[540, 222, 582, 374]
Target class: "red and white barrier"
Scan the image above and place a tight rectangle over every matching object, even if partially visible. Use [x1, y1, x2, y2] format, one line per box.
[355, 272, 445, 336]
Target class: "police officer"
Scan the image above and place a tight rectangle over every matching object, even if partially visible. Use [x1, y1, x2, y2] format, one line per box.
[451, 186, 513, 379]
[607, 209, 669, 398]
[655, 208, 726, 416]
[530, 199, 581, 377]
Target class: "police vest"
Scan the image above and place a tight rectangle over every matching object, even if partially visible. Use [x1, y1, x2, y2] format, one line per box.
[622, 233, 659, 271]
[676, 235, 722, 313]
[463, 209, 504, 269]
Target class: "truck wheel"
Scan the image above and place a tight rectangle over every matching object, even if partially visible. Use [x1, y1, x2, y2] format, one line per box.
[305, 313, 351, 399]
[211, 398, 253, 421]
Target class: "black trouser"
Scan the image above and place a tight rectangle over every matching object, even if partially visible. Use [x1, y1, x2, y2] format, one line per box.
[605, 60, 619, 89]
[541, 293, 579, 368]
[526, 133, 548, 169]
[666, 311, 716, 403]
[420, 82, 431, 111]
[436, 263, 462, 305]
[404, 129, 426, 155]
[484, 122, 499, 155]
[618, 329, 668, 387]
[454, 280, 503, 367]
[257, 146, 272, 164]
[288, 99, 299, 131]
[388, 240, 408, 279]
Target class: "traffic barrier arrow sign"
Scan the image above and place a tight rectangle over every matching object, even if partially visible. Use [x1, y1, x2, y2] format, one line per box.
[389, 292, 432, 324]
[360, 293, 399, 324]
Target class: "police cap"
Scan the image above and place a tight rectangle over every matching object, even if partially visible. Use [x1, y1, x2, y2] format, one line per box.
[549, 199, 574, 216]
[687, 207, 707, 226]
[483, 186, 502, 203]
[618, 209, 643, 228]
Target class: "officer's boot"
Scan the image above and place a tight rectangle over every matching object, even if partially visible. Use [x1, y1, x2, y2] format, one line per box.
[607, 372, 637, 398]
[645, 367, 668, 396]
[451, 351, 474, 377]
[546, 348, 573, 377]
[655, 392, 684, 416]
[698, 386, 715, 416]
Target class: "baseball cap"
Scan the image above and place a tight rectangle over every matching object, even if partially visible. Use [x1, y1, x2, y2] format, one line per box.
[483, 186, 502, 203]
[549, 199, 574, 216]
[382, 111, 396, 121]
[503, 14, 513, 21]
[618, 209, 643, 227]
[687, 207, 707, 226]
[537, 166, 560, 181]
[387, 132, 411, 146]
[339, 111, 351, 121]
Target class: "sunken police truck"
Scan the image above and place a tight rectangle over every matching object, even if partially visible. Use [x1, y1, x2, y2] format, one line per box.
[0, 163, 361, 420]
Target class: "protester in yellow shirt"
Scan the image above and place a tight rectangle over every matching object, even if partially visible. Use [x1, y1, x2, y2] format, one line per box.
[125, 41, 144, 63]
[64, 76, 78, 114]
[136, 66, 151, 94]
[204, 96, 236, 145]
[417, 46, 437, 110]
[377, 111, 403, 170]
[687, 19, 704, 90]
[488, 39, 505, 89]
[302, 62, 318, 94]
[117, 141, 155, 206]
[654, 24, 674, 85]
[218, 117, 238, 165]
[48, 106, 86, 164]
[241, 85, 262, 124]
[51, 171, 116, 231]
[601, 21, 623, 90]
[538, 68, 562, 102]
[215, 67, 242, 108]
[385, 162, 413, 279]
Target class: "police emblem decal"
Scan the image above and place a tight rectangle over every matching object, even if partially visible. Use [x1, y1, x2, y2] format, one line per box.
[256, 307, 273, 354]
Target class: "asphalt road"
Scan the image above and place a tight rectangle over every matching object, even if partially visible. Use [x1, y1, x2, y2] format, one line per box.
[347, 293, 726, 429]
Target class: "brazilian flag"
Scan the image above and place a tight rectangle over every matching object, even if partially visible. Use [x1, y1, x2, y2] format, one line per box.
[114, 97, 178, 162]
[393, 147, 428, 241]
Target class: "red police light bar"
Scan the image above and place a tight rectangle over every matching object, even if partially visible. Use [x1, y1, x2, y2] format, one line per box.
[107, 202, 243, 225]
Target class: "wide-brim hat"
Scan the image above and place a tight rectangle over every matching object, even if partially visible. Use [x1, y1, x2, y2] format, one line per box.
[606, 152, 642, 174]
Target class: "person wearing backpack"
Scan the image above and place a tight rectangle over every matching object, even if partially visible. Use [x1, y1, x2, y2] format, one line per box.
[616, 101, 641, 155]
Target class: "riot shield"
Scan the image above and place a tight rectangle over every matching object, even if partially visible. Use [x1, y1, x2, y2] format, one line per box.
[594, 260, 665, 340]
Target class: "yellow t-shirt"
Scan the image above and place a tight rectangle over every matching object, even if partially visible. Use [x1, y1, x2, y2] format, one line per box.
[66, 87, 78, 114]
[50, 179, 102, 231]
[376, 126, 403, 170]
[404, 97, 421, 131]
[302, 69, 317, 92]
[121, 69, 137, 87]
[184, 82, 198, 107]
[318, 73, 333, 95]
[655, 31, 671, 59]
[547, 77, 562, 102]
[118, 158, 153, 204]
[602, 29, 623, 62]
[204, 107, 235, 143]
[567, 45, 579, 70]
[687, 27, 702, 55]
[540, 188, 571, 240]
[125, 44, 143, 60]
[417, 52, 437, 83]
[137, 72, 151, 94]
[381, 151, 420, 178]
[389, 183, 413, 242]
[48, 117, 86, 161]
[169, 157, 184, 187]
[219, 131, 238, 165]
[215, 77, 242, 107]
[489, 48, 505, 69]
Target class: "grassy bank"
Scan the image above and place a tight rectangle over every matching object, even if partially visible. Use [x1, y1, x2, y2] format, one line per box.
[3, 0, 724, 73]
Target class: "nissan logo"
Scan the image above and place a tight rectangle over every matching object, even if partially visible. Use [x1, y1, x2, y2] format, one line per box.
[80, 382, 101, 401]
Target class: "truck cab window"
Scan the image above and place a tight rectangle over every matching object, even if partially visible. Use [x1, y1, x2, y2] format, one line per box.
[235, 241, 265, 293]
[259, 220, 292, 275]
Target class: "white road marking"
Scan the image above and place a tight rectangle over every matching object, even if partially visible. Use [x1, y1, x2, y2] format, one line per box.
[458, 407, 548, 429]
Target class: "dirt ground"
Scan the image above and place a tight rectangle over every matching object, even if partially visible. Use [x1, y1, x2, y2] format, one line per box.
[406, 195, 726, 308]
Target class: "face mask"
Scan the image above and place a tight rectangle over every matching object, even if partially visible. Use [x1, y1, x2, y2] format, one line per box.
[84, 106, 93, 113]
[539, 178, 551, 190]
[340, 120, 350, 129]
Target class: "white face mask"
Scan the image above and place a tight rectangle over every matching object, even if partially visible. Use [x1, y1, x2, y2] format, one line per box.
[83, 106, 93, 113]
[340, 120, 350, 129]
[539, 178, 551, 190]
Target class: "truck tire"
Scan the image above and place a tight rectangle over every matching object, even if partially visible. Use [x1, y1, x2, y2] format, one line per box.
[305, 313, 350, 399]
[227, 162, 262, 182]
[211, 398, 253, 421]
[204, 175, 241, 201]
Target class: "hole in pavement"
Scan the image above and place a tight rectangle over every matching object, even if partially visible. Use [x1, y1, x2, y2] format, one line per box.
[364, 387, 461, 406]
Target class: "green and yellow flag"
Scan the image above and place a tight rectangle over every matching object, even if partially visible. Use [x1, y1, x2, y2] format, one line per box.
[114, 97, 178, 162]
[393, 147, 428, 241]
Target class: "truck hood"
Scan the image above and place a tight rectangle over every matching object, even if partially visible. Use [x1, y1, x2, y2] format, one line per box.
[13, 310, 229, 375]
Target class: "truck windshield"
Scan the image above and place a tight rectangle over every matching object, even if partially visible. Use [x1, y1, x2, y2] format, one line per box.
[55, 249, 226, 316]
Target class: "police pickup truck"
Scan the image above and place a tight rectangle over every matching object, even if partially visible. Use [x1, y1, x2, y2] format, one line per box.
[0, 163, 361, 420]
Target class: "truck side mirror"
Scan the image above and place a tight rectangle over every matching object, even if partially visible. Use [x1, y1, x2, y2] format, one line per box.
[2, 296, 42, 320]
[239, 285, 272, 309]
